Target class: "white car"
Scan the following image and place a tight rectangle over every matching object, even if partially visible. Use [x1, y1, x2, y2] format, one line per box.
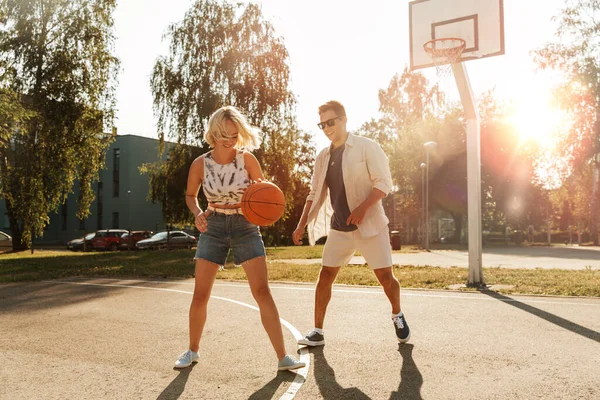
[0, 230, 12, 251]
[136, 231, 197, 250]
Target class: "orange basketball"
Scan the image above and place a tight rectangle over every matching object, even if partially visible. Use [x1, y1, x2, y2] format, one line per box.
[241, 181, 286, 226]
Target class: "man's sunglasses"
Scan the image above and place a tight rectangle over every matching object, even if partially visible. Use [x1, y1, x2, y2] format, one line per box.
[317, 116, 344, 130]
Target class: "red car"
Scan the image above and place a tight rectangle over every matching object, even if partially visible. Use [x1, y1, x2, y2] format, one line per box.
[92, 229, 128, 251]
[118, 230, 154, 250]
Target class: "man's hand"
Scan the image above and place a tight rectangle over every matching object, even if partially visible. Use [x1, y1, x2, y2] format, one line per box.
[292, 226, 305, 245]
[347, 204, 368, 226]
[195, 210, 211, 232]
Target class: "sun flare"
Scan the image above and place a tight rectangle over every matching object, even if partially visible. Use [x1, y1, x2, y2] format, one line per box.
[506, 87, 569, 149]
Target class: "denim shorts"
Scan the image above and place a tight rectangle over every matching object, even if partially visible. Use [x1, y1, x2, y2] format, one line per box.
[194, 213, 265, 265]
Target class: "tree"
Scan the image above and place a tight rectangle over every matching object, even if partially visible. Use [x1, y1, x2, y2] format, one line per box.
[354, 68, 446, 242]
[0, 0, 119, 250]
[534, 0, 600, 243]
[148, 0, 313, 240]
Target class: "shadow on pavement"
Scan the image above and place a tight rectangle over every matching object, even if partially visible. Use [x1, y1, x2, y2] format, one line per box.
[156, 363, 196, 400]
[310, 347, 371, 399]
[390, 344, 423, 400]
[0, 281, 124, 313]
[247, 371, 297, 400]
[480, 290, 600, 343]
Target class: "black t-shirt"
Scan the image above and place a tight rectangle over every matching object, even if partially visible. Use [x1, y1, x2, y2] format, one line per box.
[325, 144, 357, 232]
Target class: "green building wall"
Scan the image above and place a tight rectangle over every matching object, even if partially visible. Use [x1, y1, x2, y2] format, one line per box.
[1, 134, 173, 244]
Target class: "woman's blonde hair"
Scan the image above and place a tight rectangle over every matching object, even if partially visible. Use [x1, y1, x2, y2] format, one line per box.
[204, 106, 261, 150]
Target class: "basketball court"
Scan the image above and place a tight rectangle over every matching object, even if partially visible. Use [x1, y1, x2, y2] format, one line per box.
[3, 1, 598, 399]
[1, 278, 599, 399]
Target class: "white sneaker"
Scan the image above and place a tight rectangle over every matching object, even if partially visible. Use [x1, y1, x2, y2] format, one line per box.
[277, 355, 306, 371]
[174, 349, 199, 369]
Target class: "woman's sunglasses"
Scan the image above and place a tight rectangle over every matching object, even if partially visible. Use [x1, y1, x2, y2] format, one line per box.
[317, 116, 344, 130]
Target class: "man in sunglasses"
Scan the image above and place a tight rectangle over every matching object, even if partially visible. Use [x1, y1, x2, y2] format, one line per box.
[293, 100, 410, 347]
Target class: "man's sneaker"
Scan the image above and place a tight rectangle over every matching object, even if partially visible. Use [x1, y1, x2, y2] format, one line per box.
[174, 349, 199, 369]
[297, 330, 325, 346]
[393, 314, 411, 343]
[277, 355, 306, 371]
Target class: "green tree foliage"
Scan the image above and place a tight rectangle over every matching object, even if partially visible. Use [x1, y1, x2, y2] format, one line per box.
[534, 0, 600, 242]
[148, 0, 314, 239]
[0, 0, 119, 249]
[354, 68, 445, 240]
[359, 68, 546, 243]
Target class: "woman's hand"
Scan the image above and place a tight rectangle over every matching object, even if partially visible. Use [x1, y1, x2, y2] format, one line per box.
[195, 210, 211, 232]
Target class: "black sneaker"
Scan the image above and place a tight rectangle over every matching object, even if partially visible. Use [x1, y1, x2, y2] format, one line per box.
[298, 330, 325, 346]
[393, 314, 411, 343]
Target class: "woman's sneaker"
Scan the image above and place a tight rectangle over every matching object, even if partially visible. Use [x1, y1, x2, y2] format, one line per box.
[393, 314, 411, 343]
[277, 355, 306, 371]
[174, 349, 199, 369]
[297, 330, 325, 346]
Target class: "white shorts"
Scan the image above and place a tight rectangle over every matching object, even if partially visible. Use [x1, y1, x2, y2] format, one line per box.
[322, 227, 393, 269]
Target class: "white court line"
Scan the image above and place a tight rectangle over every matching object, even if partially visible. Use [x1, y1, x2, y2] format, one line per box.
[72, 278, 600, 308]
[46, 280, 309, 400]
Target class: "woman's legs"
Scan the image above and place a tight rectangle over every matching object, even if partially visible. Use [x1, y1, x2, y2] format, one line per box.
[188, 259, 221, 352]
[242, 256, 286, 360]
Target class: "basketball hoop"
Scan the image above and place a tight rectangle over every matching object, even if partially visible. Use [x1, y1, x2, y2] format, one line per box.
[423, 38, 466, 78]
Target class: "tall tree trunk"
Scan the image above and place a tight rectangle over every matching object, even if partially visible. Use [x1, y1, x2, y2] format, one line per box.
[6, 200, 27, 251]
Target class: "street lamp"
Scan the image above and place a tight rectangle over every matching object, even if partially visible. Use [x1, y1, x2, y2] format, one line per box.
[423, 141, 437, 250]
[420, 162, 427, 248]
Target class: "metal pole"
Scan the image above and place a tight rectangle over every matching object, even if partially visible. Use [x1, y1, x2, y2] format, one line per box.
[127, 190, 131, 250]
[420, 163, 426, 248]
[423, 142, 436, 251]
[425, 151, 430, 251]
[451, 62, 484, 287]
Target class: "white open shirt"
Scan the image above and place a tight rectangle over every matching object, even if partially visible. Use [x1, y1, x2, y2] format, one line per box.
[306, 133, 393, 245]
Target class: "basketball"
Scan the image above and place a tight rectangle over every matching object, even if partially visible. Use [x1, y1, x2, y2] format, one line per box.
[241, 181, 286, 226]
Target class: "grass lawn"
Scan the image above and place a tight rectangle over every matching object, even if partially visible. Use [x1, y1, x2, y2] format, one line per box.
[1, 247, 599, 297]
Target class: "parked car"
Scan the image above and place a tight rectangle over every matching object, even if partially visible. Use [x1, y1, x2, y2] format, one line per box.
[92, 229, 129, 251]
[118, 230, 154, 250]
[67, 232, 96, 251]
[0, 230, 12, 251]
[136, 231, 197, 250]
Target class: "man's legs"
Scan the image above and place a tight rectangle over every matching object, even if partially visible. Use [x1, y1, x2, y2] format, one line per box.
[298, 230, 354, 346]
[314, 265, 341, 329]
[357, 228, 410, 343]
[373, 267, 401, 315]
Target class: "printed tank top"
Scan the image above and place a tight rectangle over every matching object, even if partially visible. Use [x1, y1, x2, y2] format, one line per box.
[203, 150, 250, 205]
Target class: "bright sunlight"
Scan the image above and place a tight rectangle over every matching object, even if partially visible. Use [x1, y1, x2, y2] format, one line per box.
[506, 82, 570, 149]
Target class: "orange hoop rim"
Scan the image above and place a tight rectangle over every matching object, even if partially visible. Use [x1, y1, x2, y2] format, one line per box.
[423, 38, 467, 60]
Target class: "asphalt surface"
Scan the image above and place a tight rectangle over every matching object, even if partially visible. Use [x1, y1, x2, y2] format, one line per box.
[1, 278, 599, 399]
[282, 246, 600, 270]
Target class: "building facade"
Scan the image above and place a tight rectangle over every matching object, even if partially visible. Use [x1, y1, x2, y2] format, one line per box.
[1, 134, 172, 244]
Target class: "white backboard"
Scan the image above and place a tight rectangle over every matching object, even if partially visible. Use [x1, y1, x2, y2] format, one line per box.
[409, 0, 505, 70]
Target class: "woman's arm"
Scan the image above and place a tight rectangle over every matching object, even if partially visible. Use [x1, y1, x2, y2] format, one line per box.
[244, 151, 265, 182]
[186, 155, 210, 232]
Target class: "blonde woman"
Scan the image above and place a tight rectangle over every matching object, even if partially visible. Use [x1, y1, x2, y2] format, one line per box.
[175, 106, 305, 372]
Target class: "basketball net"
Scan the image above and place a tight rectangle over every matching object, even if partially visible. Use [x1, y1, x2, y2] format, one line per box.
[423, 38, 466, 78]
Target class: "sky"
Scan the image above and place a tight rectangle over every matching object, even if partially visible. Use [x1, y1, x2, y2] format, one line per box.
[113, 0, 568, 151]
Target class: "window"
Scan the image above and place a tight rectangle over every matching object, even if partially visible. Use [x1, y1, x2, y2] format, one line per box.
[61, 203, 67, 230]
[97, 182, 103, 230]
[113, 149, 120, 197]
[112, 212, 119, 229]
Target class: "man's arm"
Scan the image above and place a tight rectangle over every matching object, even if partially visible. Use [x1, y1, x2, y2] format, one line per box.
[346, 140, 392, 226]
[293, 200, 313, 245]
[346, 188, 385, 226]
[292, 149, 325, 245]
